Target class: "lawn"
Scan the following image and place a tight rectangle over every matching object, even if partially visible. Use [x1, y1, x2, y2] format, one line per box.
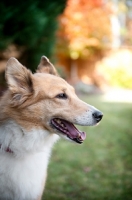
[43, 94, 132, 200]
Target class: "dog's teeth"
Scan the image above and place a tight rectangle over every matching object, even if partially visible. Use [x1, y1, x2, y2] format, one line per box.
[57, 119, 61, 124]
[62, 123, 67, 128]
[78, 134, 81, 139]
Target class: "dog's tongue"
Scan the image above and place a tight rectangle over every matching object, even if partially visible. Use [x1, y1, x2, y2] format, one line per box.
[62, 120, 86, 141]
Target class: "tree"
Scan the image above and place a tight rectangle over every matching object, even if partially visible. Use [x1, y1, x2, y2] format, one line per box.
[56, 0, 112, 83]
[57, 0, 112, 60]
[0, 0, 66, 70]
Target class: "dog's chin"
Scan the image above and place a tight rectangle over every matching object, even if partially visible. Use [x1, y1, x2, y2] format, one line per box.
[50, 118, 86, 144]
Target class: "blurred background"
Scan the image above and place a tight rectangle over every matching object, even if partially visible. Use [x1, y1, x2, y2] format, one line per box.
[0, 0, 132, 199]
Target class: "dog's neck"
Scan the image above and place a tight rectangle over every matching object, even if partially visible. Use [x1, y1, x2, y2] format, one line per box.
[0, 120, 59, 157]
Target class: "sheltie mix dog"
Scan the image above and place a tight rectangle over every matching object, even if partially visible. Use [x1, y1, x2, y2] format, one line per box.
[0, 56, 103, 200]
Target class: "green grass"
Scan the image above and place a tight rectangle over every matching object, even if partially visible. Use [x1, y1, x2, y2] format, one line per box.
[43, 95, 132, 200]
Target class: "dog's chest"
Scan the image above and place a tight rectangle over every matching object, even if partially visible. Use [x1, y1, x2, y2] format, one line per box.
[0, 152, 49, 200]
[0, 122, 59, 200]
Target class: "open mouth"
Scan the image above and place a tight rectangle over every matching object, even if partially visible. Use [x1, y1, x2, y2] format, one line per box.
[51, 118, 86, 144]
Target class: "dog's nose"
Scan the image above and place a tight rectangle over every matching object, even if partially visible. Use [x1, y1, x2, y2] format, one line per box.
[92, 111, 103, 122]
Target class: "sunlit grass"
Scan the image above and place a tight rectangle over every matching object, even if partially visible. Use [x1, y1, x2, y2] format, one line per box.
[43, 95, 132, 200]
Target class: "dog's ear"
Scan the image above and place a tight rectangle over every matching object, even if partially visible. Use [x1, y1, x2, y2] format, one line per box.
[5, 57, 33, 107]
[37, 56, 59, 76]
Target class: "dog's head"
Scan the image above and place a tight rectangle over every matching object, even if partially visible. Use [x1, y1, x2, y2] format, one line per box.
[5, 56, 103, 144]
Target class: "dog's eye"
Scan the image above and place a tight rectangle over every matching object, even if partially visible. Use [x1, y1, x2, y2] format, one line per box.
[56, 93, 68, 99]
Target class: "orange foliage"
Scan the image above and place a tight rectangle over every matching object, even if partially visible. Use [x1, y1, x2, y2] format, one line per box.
[57, 0, 112, 59]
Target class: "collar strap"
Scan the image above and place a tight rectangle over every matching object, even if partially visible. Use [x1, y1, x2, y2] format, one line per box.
[0, 144, 13, 153]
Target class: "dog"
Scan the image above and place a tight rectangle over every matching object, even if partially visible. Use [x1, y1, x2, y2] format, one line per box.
[0, 56, 103, 200]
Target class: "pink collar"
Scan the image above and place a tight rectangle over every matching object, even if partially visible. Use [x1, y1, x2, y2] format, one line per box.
[0, 144, 13, 153]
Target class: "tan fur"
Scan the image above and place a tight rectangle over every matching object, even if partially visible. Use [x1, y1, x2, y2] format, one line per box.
[1, 57, 92, 132]
[37, 56, 59, 76]
[0, 56, 102, 200]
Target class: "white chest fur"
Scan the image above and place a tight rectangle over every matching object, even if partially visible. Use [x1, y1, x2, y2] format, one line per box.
[0, 120, 59, 200]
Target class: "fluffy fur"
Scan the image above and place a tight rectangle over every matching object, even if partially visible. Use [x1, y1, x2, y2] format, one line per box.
[0, 56, 103, 200]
